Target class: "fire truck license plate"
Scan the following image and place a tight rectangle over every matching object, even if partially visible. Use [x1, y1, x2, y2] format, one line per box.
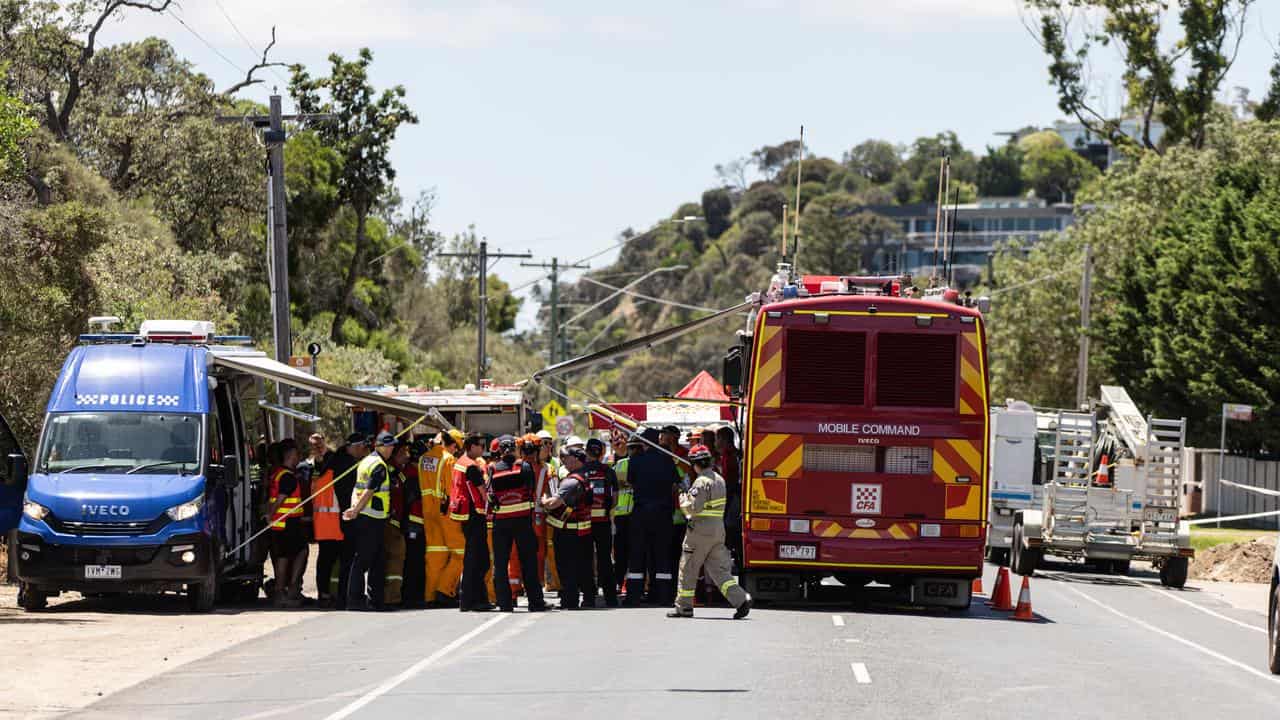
[777, 543, 817, 560]
[922, 581, 959, 598]
[85, 565, 122, 580]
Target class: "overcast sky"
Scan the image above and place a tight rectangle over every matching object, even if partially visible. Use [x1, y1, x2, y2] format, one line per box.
[101, 1, 1280, 330]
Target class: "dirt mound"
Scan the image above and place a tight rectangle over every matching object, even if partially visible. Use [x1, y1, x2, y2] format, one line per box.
[1190, 538, 1275, 583]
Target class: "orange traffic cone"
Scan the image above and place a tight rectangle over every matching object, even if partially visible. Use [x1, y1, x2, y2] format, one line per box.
[988, 566, 1014, 610]
[972, 575, 984, 594]
[1012, 576, 1035, 621]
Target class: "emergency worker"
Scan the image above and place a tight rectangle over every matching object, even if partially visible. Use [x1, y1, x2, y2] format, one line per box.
[660, 425, 692, 606]
[400, 438, 428, 608]
[716, 426, 744, 567]
[382, 441, 410, 606]
[537, 430, 561, 590]
[342, 432, 397, 611]
[267, 441, 306, 608]
[623, 428, 679, 606]
[522, 434, 551, 590]
[581, 438, 618, 607]
[543, 447, 593, 610]
[421, 429, 464, 606]
[450, 434, 493, 612]
[487, 435, 548, 612]
[611, 433, 639, 595]
[668, 445, 752, 619]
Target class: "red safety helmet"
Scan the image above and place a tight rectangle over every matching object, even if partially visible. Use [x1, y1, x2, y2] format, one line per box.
[687, 444, 714, 462]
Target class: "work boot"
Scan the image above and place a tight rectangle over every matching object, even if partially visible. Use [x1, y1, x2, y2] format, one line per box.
[733, 595, 753, 620]
[666, 608, 694, 619]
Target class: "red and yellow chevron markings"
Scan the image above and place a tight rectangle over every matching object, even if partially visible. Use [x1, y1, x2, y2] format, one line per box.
[751, 322, 784, 409]
[812, 520, 918, 540]
[933, 438, 983, 520]
[959, 332, 983, 415]
[748, 432, 802, 514]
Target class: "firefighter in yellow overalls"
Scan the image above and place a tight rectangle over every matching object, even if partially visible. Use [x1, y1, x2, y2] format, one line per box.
[668, 445, 752, 619]
[420, 429, 466, 606]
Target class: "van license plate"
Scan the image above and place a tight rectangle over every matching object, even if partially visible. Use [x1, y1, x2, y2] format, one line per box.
[777, 543, 817, 560]
[85, 565, 122, 580]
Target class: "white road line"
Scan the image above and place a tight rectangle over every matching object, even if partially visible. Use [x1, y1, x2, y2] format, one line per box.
[1063, 584, 1280, 685]
[832, 615, 845, 627]
[322, 614, 509, 720]
[850, 662, 872, 684]
[1142, 583, 1267, 635]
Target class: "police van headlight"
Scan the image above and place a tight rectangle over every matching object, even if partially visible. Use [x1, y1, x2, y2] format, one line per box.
[23, 499, 50, 521]
[166, 495, 203, 521]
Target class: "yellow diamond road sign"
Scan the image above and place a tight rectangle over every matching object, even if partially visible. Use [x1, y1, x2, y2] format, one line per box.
[541, 400, 566, 436]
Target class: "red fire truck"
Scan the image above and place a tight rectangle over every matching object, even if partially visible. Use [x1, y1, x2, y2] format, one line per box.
[722, 269, 990, 608]
[534, 263, 989, 609]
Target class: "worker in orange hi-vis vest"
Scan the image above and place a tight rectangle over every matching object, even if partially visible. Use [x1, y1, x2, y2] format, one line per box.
[420, 430, 465, 606]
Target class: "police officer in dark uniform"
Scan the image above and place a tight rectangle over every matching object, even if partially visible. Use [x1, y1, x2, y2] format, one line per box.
[622, 427, 680, 607]
[581, 438, 619, 608]
[487, 435, 548, 612]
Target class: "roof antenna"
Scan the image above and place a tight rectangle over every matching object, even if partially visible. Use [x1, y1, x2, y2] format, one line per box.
[792, 125, 804, 273]
[931, 156, 950, 288]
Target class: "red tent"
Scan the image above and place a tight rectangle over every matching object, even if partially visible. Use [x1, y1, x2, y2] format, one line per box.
[674, 370, 730, 402]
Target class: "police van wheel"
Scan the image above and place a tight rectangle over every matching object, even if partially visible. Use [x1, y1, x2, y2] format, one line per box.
[17, 582, 48, 611]
[188, 566, 217, 613]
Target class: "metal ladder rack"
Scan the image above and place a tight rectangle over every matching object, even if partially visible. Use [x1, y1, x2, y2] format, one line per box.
[1143, 417, 1185, 524]
[1047, 411, 1096, 537]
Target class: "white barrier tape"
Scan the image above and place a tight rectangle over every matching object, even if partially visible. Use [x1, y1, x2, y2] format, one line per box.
[1220, 478, 1280, 498]
[1184, 509, 1280, 526]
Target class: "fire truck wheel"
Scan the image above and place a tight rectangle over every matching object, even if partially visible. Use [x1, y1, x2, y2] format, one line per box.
[1159, 557, 1188, 588]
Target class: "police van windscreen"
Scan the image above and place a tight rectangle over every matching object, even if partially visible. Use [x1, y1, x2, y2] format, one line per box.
[38, 413, 202, 475]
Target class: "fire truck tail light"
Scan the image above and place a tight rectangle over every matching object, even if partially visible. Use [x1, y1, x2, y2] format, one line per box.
[789, 519, 811, 534]
[920, 523, 941, 538]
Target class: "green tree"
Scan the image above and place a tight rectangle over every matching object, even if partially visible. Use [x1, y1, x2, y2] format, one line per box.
[1019, 131, 1099, 202]
[843, 139, 901, 184]
[977, 143, 1024, 196]
[797, 193, 897, 275]
[1026, 0, 1253, 151]
[291, 48, 419, 342]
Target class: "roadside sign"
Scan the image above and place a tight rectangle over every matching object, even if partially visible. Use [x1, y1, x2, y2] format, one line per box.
[289, 356, 314, 404]
[541, 400, 565, 435]
[1224, 403, 1254, 421]
[555, 415, 574, 437]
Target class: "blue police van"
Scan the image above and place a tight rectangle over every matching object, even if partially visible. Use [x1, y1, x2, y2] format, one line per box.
[9, 319, 441, 612]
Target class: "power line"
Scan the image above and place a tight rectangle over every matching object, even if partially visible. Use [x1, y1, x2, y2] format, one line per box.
[166, 8, 248, 77]
[578, 275, 718, 313]
[213, 0, 290, 87]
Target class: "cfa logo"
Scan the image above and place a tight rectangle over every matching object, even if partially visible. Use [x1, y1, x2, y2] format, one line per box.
[83, 504, 131, 517]
[850, 484, 882, 515]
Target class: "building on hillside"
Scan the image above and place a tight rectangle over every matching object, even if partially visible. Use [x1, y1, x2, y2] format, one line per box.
[845, 197, 1075, 287]
[1054, 119, 1167, 170]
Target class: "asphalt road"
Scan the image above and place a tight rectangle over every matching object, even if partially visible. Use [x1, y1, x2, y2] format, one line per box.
[60, 560, 1280, 720]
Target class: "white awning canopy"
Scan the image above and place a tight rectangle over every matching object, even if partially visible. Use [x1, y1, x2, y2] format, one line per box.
[210, 352, 452, 431]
